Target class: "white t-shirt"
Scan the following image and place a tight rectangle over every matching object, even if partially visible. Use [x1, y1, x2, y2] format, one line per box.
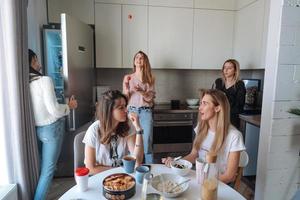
[194, 124, 246, 174]
[83, 120, 129, 166]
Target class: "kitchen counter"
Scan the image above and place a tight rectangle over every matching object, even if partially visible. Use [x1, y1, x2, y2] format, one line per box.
[239, 114, 261, 127]
[153, 104, 199, 113]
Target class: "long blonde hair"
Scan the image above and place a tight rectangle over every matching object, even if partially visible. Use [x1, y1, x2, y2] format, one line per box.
[133, 51, 155, 86]
[97, 90, 130, 144]
[193, 89, 231, 154]
[222, 59, 241, 85]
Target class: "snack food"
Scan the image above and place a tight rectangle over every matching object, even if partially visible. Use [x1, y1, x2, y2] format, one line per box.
[173, 163, 187, 169]
[103, 174, 135, 191]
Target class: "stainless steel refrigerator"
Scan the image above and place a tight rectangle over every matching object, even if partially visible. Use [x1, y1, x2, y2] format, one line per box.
[42, 13, 94, 177]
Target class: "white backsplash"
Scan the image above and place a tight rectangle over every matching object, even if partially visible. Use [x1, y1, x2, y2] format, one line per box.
[96, 68, 264, 103]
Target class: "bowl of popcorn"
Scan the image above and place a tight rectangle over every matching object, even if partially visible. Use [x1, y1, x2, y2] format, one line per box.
[151, 173, 189, 198]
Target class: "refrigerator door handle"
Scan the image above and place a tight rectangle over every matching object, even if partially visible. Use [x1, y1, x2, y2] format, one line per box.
[68, 109, 76, 131]
[66, 96, 76, 131]
[67, 109, 76, 131]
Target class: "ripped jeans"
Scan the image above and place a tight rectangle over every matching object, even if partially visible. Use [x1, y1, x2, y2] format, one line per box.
[128, 106, 153, 164]
[34, 117, 65, 200]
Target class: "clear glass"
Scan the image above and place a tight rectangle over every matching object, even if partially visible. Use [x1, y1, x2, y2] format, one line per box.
[141, 173, 163, 200]
[200, 162, 218, 200]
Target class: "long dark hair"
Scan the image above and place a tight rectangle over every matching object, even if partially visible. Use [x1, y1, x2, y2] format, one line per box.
[28, 49, 42, 77]
[97, 90, 130, 144]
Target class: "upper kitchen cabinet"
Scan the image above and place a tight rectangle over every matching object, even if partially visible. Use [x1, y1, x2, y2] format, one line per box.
[233, 0, 266, 69]
[48, 0, 94, 24]
[122, 5, 148, 68]
[95, 4, 122, 68]
[148, 0, 193, 8]
[194, 0, 236, 10]
[192, 10, 234, 69]
[149, 7, 193, 69]
[95, 0, 147, 5]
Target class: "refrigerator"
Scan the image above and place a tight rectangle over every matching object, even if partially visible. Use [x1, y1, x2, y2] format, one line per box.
[42, 14, 94, 177]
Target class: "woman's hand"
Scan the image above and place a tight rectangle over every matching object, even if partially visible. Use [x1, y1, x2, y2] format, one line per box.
[134, 84, 146, 94]
[128, 112, 142, 131]
[161, 157, 174, 168]
[68, 95, 78, 109]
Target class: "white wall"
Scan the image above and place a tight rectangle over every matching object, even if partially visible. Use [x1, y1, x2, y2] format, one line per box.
[27, 0, 47, 62]
[256, 0, 300, 199]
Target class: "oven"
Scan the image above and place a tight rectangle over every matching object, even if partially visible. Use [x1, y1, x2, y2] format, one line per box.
[153, 112, 196, 153]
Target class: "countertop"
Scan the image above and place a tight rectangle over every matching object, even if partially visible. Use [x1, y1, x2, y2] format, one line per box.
[239, 114, 261, 127]
[153, 104, 199, 113]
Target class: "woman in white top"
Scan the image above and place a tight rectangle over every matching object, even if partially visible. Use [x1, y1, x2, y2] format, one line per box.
[162, 89, 245, 183]
[83, 90, 144, 175]
[29, 49, 77, 200]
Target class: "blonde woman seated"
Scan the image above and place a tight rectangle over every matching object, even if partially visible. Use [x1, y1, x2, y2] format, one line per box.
[83, 90, 144, 175]
[162, 89, 245, 183]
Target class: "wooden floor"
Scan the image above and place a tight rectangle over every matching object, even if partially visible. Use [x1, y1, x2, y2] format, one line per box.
[47, 177, 255, 200]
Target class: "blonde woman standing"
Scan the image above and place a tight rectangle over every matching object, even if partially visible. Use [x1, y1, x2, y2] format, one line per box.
[123, 51, 155, 164]
[213, 59, 246, 129]
[162, 89, 245, 183]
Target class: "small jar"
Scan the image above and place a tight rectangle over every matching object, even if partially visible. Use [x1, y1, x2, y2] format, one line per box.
[200, 154, 218, 200]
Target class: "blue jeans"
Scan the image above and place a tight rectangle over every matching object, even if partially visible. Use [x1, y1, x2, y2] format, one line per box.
[128, 106, 153, 164]
[34, 117, 65, 200]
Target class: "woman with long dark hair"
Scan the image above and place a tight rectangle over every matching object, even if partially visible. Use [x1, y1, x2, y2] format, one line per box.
[83, 90, 144, 174]
[29, 49, 77, 200]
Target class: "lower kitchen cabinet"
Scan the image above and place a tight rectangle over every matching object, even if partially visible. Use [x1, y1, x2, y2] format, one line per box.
[239, 114, 261, 176]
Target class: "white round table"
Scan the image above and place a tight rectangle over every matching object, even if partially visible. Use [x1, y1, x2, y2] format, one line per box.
[59, 164, 246, 200]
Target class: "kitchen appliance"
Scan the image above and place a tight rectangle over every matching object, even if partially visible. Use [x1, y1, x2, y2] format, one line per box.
[153, 112, 195, 154]
[242, 79, 261, 106]
[242, 79, 262, 114]
[42, 13, 94, 177]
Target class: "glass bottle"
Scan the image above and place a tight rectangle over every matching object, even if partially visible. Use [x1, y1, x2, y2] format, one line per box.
[200, 153, 218, 200]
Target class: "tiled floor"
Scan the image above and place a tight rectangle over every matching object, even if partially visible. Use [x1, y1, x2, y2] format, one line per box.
[47, 176, 255, 200]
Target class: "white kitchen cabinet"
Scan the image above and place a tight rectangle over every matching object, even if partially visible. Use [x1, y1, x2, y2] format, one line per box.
[233, 0, 265, 69]
[95, 4, 122, 68]
[95, 0, 122, 4]
[122, 5, 148, 68]
[194, 0, 236, 10]
[149, 7, 193, 69]
[192, 10, 234, 69]
[122, 0, 148, 5]
[148, 0, 193, 8]
[48, 0, 94, 24]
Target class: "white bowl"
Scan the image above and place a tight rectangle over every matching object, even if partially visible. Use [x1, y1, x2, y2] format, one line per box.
[151, 173, 189, 198]
[170, 159, 192, 176]
[186, 99, 199, 106]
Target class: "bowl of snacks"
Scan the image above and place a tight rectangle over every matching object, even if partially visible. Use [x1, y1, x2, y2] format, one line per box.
[151, 173, 189, 198]
[170, 159, 192, 176]
[102, 173, 136, 200]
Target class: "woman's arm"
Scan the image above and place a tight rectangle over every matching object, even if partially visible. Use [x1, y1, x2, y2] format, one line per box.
[219, 151, 240, 183]
[122, 75, 131, 98]
[127, 113, 144, 166]
[127, 134, 144, 167]
[232, 81, 246, 114]
[84, 145, 112, 175]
